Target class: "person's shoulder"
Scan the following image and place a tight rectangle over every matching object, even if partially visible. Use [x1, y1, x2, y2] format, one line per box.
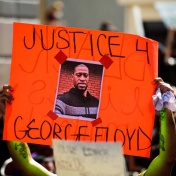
[57, 91, 68, 99]
[57, 89, 73, 101]
[88, 92, 99, 102]
[92, 95, 99, 102]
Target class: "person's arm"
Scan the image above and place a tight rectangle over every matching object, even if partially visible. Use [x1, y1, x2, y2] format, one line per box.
[6, 141, 56, 176]
[143, 78, 176, 176]
[144, 109, 176, 176]
[0, 85, 56, 176]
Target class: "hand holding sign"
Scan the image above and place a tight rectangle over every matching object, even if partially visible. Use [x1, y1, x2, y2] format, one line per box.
[0, 85, 14, 118]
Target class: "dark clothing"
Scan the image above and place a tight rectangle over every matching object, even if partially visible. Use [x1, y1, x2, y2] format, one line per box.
[0, 118, 10, 170]
[54, 88, 99, 119]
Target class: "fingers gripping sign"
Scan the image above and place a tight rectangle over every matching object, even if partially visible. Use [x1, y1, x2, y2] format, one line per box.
[154, 77, 174, 94]
[153, 77, 176, 112]
[0, 85, 14, 117]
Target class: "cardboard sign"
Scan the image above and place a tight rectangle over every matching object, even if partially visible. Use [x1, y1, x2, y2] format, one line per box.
[53, 140, 126, 176]
[3, 22, 158, 157]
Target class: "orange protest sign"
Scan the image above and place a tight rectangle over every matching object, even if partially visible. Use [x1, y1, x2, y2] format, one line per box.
[3, 22, 158, 157]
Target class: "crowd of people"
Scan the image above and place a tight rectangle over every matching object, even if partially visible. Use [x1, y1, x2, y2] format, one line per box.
[0, 0, 176, 176]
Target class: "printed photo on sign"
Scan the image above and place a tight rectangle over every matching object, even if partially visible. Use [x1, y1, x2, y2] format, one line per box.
[54, 59, 104, 121]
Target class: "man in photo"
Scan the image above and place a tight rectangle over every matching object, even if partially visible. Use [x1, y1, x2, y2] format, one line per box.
[54, 63, 99, 119]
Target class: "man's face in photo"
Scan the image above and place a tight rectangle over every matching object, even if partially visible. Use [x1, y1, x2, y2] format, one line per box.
[72, 64, 89, 92]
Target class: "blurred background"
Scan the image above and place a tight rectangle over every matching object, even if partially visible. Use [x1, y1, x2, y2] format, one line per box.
[0, 0, 176, 86]
[0, 0, 176, 176]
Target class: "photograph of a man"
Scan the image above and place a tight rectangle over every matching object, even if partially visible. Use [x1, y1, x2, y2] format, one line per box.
[54, 59, 103, 120]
